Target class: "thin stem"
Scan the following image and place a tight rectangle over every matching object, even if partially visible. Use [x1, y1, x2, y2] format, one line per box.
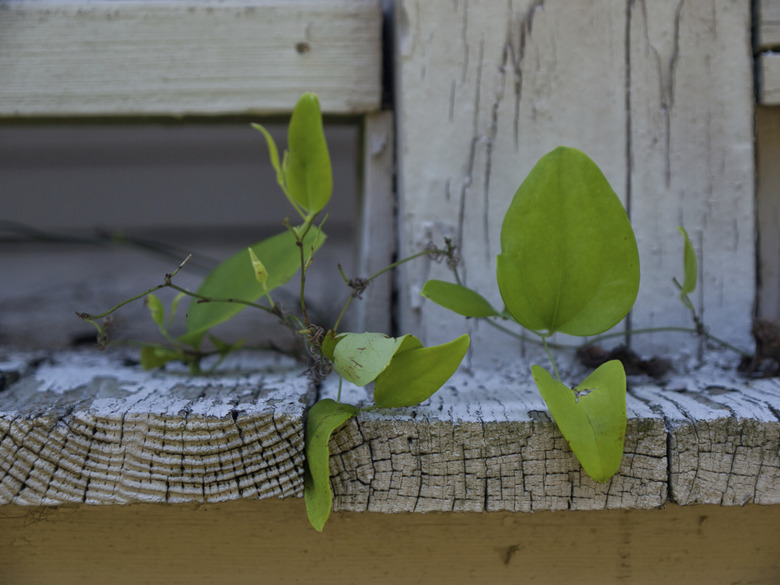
[543, 337, 562, 381]
[165, 283, 274, 314]
[331, 296, 353, 333]
[482, 318, 570, 350]
[337, 376, 343, 403]
[366, 248, 449, 282]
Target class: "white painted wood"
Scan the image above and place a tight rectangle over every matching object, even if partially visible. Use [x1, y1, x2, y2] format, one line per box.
[392, 0, 755, 364]
[756, 0, 780, 51]
[759, 53, 780, 105]
[0, 0, 382, 117]
[2, 349, 778, 511]
[0, 350, 311, 505]
[351, 111, 396, 334]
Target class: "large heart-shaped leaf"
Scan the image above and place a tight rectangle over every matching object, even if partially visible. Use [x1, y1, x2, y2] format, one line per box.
[420, 280, 499, 318]
[496, 147, 639, 337]
[373, 334, 470, 408]
[304, 399, 358, 532]
[531, 360, 626, 482]
[182, 229, 325, 345]
[285, 93, 332, 216]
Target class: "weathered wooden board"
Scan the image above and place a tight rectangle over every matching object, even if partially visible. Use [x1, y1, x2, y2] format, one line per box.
[756, 0, 780, 51]
[759, 53, 780, 106]
[1, 499, 779, 585]
[757, 106, 780, 320]
[351, 111, 396, 334]
[0, 0, 382, 117]
[393, 0, 754, 363]
[0, 350, 312, 504]
[324, 353, 780, 513]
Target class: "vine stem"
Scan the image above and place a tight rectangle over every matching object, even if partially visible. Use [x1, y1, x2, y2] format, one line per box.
[331, 247, 451, 332]
[543, 337, 562, 381]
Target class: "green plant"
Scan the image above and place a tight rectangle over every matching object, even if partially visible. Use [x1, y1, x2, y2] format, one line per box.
[79, 92, 469, 531]
[422, 147, 639, 481]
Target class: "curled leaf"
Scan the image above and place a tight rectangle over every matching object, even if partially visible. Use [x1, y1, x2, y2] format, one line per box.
[247, 247, 269, 291]
[677, 226, 697, 298]
[304, 399, 359, 532]
[332, 332, 421, 387]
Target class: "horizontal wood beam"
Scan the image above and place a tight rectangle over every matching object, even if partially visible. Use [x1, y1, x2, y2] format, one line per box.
[756, 0, 780, 52]
[759, 53, 780, 105]
[2, 349, 779, 511]
[1, 499, 779, 585]
[0, 0, 382, 118]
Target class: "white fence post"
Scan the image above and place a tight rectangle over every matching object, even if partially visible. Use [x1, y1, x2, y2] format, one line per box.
[393, 0, 755, 363]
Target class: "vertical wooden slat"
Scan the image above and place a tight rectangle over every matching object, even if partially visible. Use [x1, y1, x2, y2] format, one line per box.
[392, 0, 755, 362]
[351, 111, 397, 334]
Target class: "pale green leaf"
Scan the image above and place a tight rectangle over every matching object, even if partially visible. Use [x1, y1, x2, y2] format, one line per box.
[532, 360, 626, 482]
[251, 123, 286, 195]
[304, 399, 359, 532]
[332, 332, 421, 387]
[285, 93, 332, 216]
[182, 229, 326, 344]
[373, 334, 470, 408]
[139, 345, 182, 370]
[145, 293, 165, 329]
[420, 280, 499, 318]
[247, 247, 269, 290]
[496, 147, 639, 337]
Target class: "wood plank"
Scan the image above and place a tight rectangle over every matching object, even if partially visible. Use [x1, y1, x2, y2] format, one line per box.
[1, 498, 778, 585]
[0, 0, 382, 117]
[392, 0, 755, 362]
[756, 106, 780, 318]
[324, 356, 780, 513]
[756, 0, 780, 50]
[0, 350, 311, 504]
[759, 53, 780, 106]
[350, 111, 396, 334]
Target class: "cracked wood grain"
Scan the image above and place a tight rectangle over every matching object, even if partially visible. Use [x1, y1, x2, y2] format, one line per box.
[0, 350, 311, 505]
[394, 0, 754, 362]
[324, 362, 780, 513]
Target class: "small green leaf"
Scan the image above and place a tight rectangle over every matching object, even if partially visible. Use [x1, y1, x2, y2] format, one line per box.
[139, 345, 182, 370]
[532, 360, 626, 482]
[496, 147, 639, 337]
[251, 123, 286, 196]
[320, 330, 339, 361]
[373, 334, 470, 408]
[677, 226, 697, 298]
[286, 93, 332, 216]
[304, 399, 359, 532]
[182, 229, 326, 344]
[167, 292, 187, 329]
[247, 247, 269, 290]
[420, 280, 499, 318]
[332, 332, 421, 387]
[145, 293, 165, 329]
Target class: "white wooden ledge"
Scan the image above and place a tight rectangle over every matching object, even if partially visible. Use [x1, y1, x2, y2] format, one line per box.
[0, 350, 311, 505]
[1, 349, 778, 513]
[0, 0, 382, 117]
